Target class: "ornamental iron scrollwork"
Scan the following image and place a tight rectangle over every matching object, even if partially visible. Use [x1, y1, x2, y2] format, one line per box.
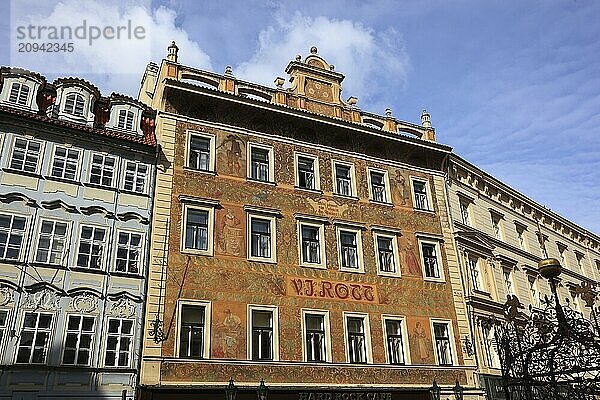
[495, 258, 600, 400]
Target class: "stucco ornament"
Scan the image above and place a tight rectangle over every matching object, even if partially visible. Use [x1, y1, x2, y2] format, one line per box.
[24, 289, 60, 310]
[0, 285, 14, 306]
[71, 292, 99, 313]
[109, 297, 136, 318]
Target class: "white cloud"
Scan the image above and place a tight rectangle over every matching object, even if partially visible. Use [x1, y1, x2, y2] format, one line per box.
[9, 0, 211, 95]
[234, 12, 410, 111]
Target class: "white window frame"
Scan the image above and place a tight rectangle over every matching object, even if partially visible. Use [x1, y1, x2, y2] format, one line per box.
[458, 197, 473, 226]
[367, 167, 392, 204]
[294, 152, 320, 191]
[117, 109, 136, 131]
[103, 317, 135, 368]
[331, 160, 357, 198]
[575, 251, 585, 270]
[61, 314, 96, 366]
[49, 144, 81, 181]
[418, 237, 445, 282]
[8, 136, 43, 174]
[343, 312, 373, 364]
[247, 212, 277, 263]
[185, 131, 216, 173]
[0, 309, 9, 349]
[430, 318, 457, 366]
[503, 268, 516, 297]
[247, 142, 275, 183]
[8, 82, 32, 106]
[490, 212, 504, 241]
[410, 177, 434, 212]
[181, 203, 215, 256]
[121, 160, 149, 194]
[175, 299, 212, 359]
[63, 92, 86, 117]
[481, 323, 500, 369]
[15, 311, 54, 364]
[381, 314, 411, 365]
[113, 230, 144, 274]
[373, 230, 401, 278]
[0, 212, 29, 261]
[75, 224, 108, 270]
[557, 243, 568, 268]
[335, 224, 364, 273]
[247, 304, 279, 361]
[33, 218, 71, 266]
[528, 275, 540, 307]
[515, 222, 528, 251]
[301, 309, 332, 363]
[88, 152, 117, 188]
[297, 220, 326, 269]
[467, 253, 485, 292]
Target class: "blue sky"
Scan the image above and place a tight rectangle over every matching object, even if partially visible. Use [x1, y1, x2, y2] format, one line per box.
[2, 0, 599, 234]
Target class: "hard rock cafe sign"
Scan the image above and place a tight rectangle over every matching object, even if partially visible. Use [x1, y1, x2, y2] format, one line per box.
[287, 277, 378, 304]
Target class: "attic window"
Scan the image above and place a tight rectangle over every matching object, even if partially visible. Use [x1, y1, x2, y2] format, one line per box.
[9, 83, 30, 105]
[64, 93, 85, 116]
[117, 110, 135, 130]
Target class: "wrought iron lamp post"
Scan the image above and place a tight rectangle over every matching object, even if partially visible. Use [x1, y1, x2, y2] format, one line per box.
[453, 380, 464, 400]
[257, 379, 268, 400]
[225, 378, 238, 400]
[430, 380, 441, 400]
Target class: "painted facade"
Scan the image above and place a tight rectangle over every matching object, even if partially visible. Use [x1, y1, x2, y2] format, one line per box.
[446, 155, 600, 399]
[137, 44, 481, 399]
[0, 67, 157, 400]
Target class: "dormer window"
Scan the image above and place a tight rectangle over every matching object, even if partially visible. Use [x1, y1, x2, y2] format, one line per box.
[9, 83, 30, 106]
[118, 110, 135, 130]
[64, 93, 85, 116]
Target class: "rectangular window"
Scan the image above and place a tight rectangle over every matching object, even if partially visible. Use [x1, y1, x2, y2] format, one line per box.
[16, 312, 53, 364]
[251, 309, 274, 361]
[10, 137, 41, 173]
[433, 322, 453, 366]
[188, 134, 213, 172]
[89, 153, 116, 187]
[482, 324, 500, 369]
[529, 276, 539, 307]
[503, 270, 515, 296]
[299, 222, 324, 267]
[76, 225, 107, 269]
[557, 244, 567, 267]
[491, 213, 503, 240]
[104, 318, 134, 367]
[369, 170, 388, 203]
[412, 179, 430, 210]
[122, 161, 148, 193]
[184, 208, 209, 251]
[468, 255, 483, 291]
[516, 224, 527, 250]
[304, 313, 327, 362]
[337, 228, 363, 272]
[249, 216, 273, 261]
[248, 144, 273, 182]
[62, 315, 95, 366]
[0, 213, 27, 260]
[575, 252, 584, 270]
[421, 242, 441, 279]
[459, 199, 471, 226]
[115, 231, 142, 274]
[50, 146, 80, 180]
[35, 220, 69, 265]
[297, 155, 317, 190]
[334, 163, 354, 197]
[178, 304, 205, 358]
[9, 82, 30, 105]
[375, 233, 399, 276]
[346, 316, 367, 364]
[117, 110, 135, 130]
[0, 310, 9, 347]
[384, 318, 406, 365]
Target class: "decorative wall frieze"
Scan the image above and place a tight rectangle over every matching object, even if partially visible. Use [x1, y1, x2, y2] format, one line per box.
[0, 285, 15, 306]
[69, 291, 100, 313]
[23, 288, 60, 310]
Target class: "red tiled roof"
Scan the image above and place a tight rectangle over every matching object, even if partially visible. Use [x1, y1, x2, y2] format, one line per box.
[0, 105, 157, 147]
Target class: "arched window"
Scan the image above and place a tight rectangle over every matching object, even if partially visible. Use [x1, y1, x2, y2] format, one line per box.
[117, 109, 135, 130]
[9, 83, 30, 106]
[63, 93, 85, 116]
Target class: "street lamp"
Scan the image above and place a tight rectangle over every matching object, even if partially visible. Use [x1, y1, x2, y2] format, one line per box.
[257, 379, 268, 400]
[225, 378, 238, 400]
[430, 380, 441, 400]
[453, 380, 464, 400]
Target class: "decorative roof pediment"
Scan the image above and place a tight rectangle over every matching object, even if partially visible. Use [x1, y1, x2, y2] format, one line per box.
[117, 211, 149, 224]
[24, 281, 66, 295]
[41, 199, 78, 213]
[80, 205, 115, 218]
[456, 229, 496, 256]
[0, 192, 37, 207]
